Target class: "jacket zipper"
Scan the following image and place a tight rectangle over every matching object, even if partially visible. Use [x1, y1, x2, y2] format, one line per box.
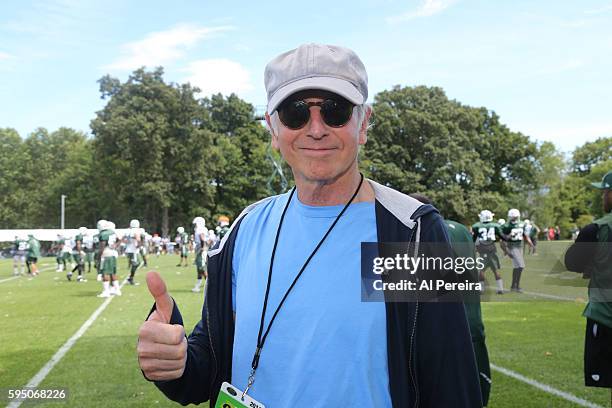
[206, 297, 218, 399]
[408, 301, 419, 408]
[408, 219, 420, 407]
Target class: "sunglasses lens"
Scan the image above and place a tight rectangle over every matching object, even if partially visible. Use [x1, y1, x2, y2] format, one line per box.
[321, 99, 354, 127]
[277, 97, 355, 129]
[278, 101, 310, 129]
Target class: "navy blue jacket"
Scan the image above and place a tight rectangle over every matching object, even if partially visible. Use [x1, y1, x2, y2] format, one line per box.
[150, 180, 482, 407]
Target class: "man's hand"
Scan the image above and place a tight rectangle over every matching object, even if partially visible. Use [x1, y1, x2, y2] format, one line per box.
[138, 271, 187, 381]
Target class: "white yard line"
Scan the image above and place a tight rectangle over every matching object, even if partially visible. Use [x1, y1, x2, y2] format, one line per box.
[7, 279, 128, 408]
[0, 276, 19, 284]
[521, 290, 584, 302]
[491, 364, 604, 408]
[485, 286, 585, 302]
[0, 266, 56, 284]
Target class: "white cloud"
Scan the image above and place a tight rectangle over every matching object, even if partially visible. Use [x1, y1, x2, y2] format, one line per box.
[104, 24, 234, 71]
[387, 0, 458, 24]
[521, 122, 612, 153]
[584, 4, 612, 14]
[0, 51, 16, 60]
[182, 59, 253, 96]
[535, 59, 584, 76]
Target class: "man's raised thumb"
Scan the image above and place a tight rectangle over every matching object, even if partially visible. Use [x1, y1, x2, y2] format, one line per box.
[146, 271, 173, 323]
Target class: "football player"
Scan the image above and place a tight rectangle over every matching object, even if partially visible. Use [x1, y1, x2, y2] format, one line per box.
[124, 219, 142, 286]
[94, 219, 105, 281]
[500, 209, 534, 292]
[176, 226, 189, 267]
[83, 228, 95, 273]
[68, 227, 87, 282]
[140, 230, 150, 267]
[472, 210, 506, 294]
[98, 220, 121, 297]
[26, 234, 40, 276]
[191, 217, 209, 292]
[12, 235, 28, 276]
[54, 234, 66, 272]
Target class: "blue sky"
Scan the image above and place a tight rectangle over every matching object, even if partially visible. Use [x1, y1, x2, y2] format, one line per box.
[1, 0, 611, 153]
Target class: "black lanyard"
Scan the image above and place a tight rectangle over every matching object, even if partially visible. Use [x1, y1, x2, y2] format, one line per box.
[242, 173, 364, 398]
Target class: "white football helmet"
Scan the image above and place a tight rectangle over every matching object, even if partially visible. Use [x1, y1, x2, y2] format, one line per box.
[479, 210, 494, 223]
[192, 216, 205, 227]
[508, 209, 521, 221]
[524, 219, 531, 225]
[177, 226, 185, 234]
[498, 218, 506, 225]
[130, 219, 140, 229]
[107, 221, 116, 230]
[97, 219, 106, 230]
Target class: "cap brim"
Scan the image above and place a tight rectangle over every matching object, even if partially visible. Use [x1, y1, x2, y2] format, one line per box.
[591, 182, 605, 189]
[267, 76, 365, 113]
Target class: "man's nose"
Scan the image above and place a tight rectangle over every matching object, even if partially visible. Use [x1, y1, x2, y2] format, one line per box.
[305, 107, 328, 139]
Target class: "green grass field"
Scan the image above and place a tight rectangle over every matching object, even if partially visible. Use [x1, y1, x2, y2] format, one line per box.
[0, 241, 610, 407]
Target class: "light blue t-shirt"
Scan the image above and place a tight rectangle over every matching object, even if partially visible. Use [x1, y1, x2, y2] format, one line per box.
[231, 191, 391, 408]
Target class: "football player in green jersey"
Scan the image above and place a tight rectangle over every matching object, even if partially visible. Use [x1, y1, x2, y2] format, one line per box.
[93, 220, 103, 281]
[13, 235, 28, 276]
[26, 234, 40, 276]
[176, 226, 189, 267]
[565, 170, 612, 391]
[523, 219, 540, 255]
[68, 227, 87, 282]
[500, 209, 534, 292]
[83, 228, 95, 273]
[97, 220, 121, 297]
[54, 234, 66, 272]
[472, 210, 507, 294]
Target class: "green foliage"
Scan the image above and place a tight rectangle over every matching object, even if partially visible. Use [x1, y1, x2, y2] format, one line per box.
[90, 68, 275, 234]
[1, 76, 608, 237]
[571, 136, 612, 175]
[364, 86, 538, 222]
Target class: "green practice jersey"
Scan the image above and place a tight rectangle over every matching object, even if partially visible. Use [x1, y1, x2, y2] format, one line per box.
[501, 221, 526, 247]
[583, 212, 612, 328]
[99, 229, 117, 246]
[471, 222, 502, 246]
[27, 238, 40, 258]
[179, 232, 189, 247]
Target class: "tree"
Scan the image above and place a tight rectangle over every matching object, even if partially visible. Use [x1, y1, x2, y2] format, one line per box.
[364, 85, 539, 222]
[91, 67, 217, 235]
[0, 128, 30, 228]
[572, 137, 612, 175]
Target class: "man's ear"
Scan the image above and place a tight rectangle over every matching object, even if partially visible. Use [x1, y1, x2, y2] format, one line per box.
[358, 106, 372, 145]
[266, 112, 280, 150]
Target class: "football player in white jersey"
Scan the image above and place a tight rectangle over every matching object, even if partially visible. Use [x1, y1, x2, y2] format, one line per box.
[191, 217, 209, 292]
[125, 219, 142, 286]
[13, 235, 28, 276]
[152, 233, 162, 257]
[140, 230, 150, 267]
[176, 226, 189, 267]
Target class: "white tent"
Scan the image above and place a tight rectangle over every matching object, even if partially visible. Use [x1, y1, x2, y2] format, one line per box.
[0, 229, 130, 242]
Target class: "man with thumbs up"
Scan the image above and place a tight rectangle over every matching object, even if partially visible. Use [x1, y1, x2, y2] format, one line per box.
[138, 43, 481, 408]
[138, 272, 187, 381]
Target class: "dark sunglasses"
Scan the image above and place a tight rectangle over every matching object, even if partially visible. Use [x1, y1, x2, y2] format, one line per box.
[276, 98, 355, 130]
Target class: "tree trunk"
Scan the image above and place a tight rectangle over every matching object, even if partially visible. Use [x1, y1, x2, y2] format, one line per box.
[162, 207, 169, 238]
